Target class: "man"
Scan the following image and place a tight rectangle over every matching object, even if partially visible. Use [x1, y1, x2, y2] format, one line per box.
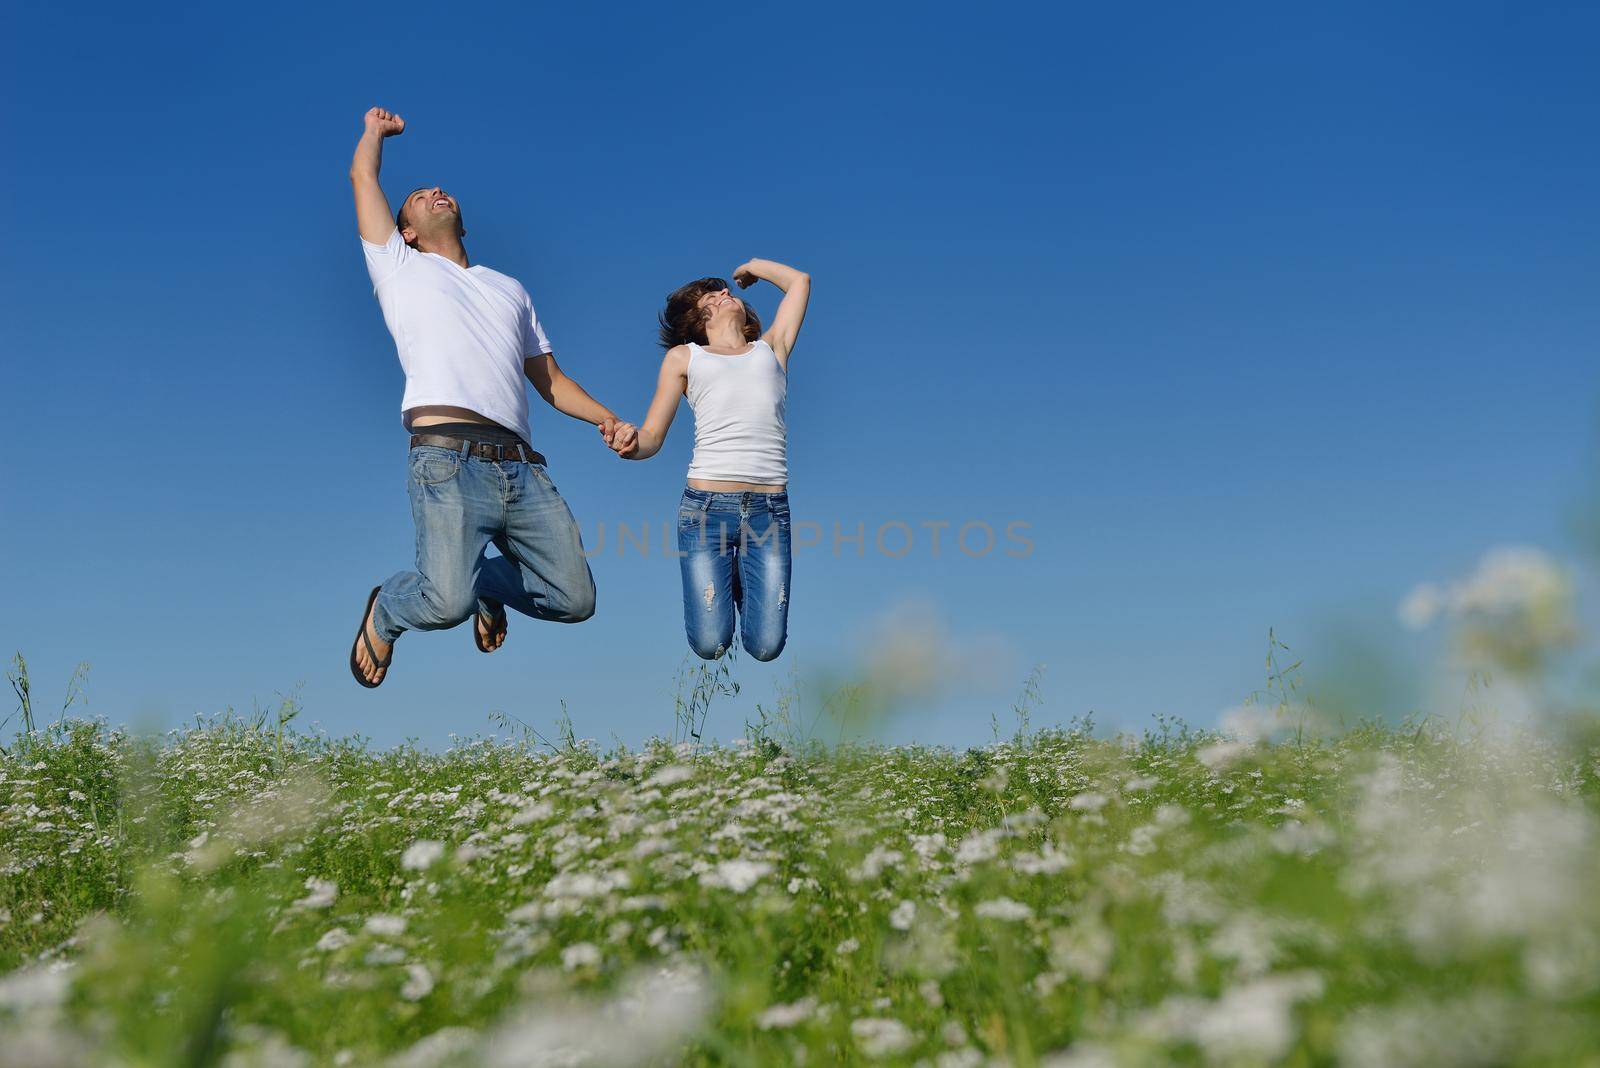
[348, 106, 636, 688]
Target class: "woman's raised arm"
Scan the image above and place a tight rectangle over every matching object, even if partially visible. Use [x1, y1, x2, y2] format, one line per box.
[733, 258, 810, 365]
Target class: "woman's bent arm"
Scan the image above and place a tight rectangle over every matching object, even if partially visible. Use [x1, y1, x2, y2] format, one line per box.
[734, 258, 811, 364]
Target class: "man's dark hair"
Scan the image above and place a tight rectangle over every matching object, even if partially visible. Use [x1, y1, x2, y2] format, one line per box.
[395, 187, 467, 248]
[658, 278, 762, 350]
[395, 187, 428, 238]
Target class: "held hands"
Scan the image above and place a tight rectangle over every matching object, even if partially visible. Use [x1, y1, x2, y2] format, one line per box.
[599, 417, 640, 459]
[363, 107, 406, 138]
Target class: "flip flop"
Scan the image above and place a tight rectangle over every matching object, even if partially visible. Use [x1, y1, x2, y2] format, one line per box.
[350, 585, 393, 688]
[474, 600, 507, 654]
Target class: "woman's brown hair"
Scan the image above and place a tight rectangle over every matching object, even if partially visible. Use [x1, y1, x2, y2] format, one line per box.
[658, 277, 762, 349]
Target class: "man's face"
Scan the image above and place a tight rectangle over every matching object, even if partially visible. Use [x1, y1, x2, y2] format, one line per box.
[399, 186, 463, 241]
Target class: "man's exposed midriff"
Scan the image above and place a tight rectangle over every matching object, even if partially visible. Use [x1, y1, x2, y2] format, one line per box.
[407, 404, 502, 428]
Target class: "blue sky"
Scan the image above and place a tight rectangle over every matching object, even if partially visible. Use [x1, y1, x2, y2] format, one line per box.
[3, 2, 1596, 748]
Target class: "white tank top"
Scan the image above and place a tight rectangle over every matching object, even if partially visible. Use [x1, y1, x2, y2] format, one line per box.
[684, 339, 788, 485]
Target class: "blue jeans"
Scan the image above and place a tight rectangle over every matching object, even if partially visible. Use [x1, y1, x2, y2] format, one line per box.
[677, 489, 791, 662]
[373, 446, 596, 643]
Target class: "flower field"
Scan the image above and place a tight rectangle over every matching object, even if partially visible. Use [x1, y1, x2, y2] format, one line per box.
[3, 708, 1600, 1066]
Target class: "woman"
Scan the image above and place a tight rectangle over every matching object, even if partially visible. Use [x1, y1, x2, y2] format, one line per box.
[620, 258, 811, 661]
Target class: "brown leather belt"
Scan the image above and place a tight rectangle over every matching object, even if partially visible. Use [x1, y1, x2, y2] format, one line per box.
[410, 434, 546, 465]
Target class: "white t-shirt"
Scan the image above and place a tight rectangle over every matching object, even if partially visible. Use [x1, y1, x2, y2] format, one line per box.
[361, 229, 552, 443]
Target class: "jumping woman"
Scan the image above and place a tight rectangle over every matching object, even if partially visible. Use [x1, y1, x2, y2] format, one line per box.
[619, 260, 811, 661]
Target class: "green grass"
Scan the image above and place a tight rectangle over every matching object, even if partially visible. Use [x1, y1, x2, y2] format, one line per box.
[3, 709, 1600, 1066]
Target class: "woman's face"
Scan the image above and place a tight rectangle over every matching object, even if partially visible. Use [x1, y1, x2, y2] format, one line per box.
[696, 285, 746, 330]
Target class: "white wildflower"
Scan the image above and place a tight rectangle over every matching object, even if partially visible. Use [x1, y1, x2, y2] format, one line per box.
[386, 1028, 475, 1066]
[0, 962, 72, 1012]
[852, 846, 902, 881]
[889, 900, 916, 931]
[974, 897, 1033, 922]
[1138, 971, 1323, 1063]
[645, 764, 695, 788]
[315, 927, 352, 952]
[954, 830, 1001, 865]
[1051, 920, 1113, 981]
[911, 833, 948, 861]
[479, 964, 709, 1067]
[1154, 803, 1190, 828]
[1453, 547, 1569, 616]
[401, 839, 446, 871]
[293, 877, 338, 910]
[1125, 824, 1160, 856]
[1039, 1042, 1117, 1068]
[400, 963, 434, 1001]
[1197, 740, 1252, 770]
[545, 870, 628, 900]
[510, 799, 553, 826]
[699, 858, 772, 893]
[851, 1017, 913, 1057]
[1336, 992, 1516, 1068]
[366, 945, 406, 966]
[1524, 932, 1600, 998]
[561, 942, 601, 971]
[631, 836, 671, 859]
[757, 996, 817, 1030]
[1398, 546, 1576, 669]
[1219, 703, 1277, 743]
[1208, 915, 1278, 977]
[1012, 845, 1073, 875]
[1271, 820, 1332, 856]
[1034, 970, 1065, 996]
[365, 914, 406, 937]
[1398, 583, 1442, 629]
[1069, 792, 1108, 813]
[1195, 972, 1323, 1061]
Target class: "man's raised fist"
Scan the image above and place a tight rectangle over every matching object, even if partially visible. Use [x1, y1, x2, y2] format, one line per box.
[364, 107, 405, 137]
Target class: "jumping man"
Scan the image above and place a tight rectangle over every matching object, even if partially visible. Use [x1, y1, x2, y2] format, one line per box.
[347, 106, 637, 687]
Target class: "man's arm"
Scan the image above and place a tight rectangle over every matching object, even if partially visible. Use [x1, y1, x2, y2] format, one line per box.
[619, 346, 690, 460]
[525, 353, 634, 450]
[350, 107, 405, 244]
[733, 258, 811, 365]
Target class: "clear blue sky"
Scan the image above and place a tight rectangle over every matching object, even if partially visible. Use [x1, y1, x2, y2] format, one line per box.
[3, 2, 1596, 748]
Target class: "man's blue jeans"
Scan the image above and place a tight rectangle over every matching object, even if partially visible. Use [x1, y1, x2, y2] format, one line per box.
[677, 489, 790, 662]
[373, 445, 596, 643]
